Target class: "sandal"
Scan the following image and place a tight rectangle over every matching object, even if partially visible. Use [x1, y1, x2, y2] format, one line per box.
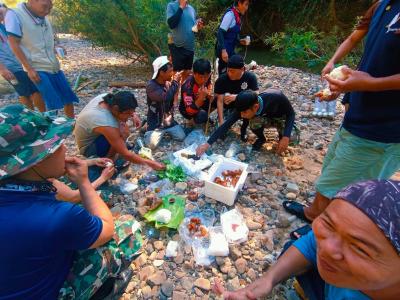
[282, 200, 311, 223]
[290, 224, 312, 240]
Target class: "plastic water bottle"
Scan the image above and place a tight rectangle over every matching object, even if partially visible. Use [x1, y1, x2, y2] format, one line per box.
[312, 99, 322, 117]
[136, 138, 144, 149]
[327, 100, 337, 118]
[225, 142, 240, 158]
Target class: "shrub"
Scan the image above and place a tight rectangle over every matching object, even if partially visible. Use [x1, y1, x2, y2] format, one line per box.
[264, 27, 364, 69]
[54, 0, 171, 63]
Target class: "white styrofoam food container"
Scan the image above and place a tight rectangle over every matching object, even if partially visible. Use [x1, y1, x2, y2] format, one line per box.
[204, 158, 248, 206]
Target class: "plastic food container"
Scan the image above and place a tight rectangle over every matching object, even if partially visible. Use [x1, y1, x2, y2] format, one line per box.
[204, 158, 248, 206]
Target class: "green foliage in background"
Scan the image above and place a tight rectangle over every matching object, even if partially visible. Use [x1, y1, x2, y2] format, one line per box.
[265, 27, 364, 70]
[54, 0, 171, 62]
[53, 0, 372, 70]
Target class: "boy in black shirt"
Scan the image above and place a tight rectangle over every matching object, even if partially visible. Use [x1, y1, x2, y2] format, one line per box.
[214, 55, 258, 140]
[196, 89, 298, 155]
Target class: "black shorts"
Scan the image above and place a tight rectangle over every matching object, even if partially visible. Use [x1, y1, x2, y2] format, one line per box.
[170, 44, 194, 71]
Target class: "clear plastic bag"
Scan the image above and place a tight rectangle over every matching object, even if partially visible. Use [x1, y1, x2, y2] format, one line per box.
[115, 175, 138, 194]
[192, 238, 214, 266]
[173, 144, 213, 177]
[147, 179, 174, 197]
[178, 207, 215, 246]
[207, 226, 229, 257]
[221, 208, 249, 244]
[225, 142, 240, 158]
[184, 129, 207, 147]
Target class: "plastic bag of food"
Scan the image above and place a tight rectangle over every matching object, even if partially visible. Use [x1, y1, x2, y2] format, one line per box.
[179, 208, 215, 246]
[207, 226, 229, 257]
[192, 239, 214, 266]
[148, 179, 174, 197]
[173, 144, 213, 177]
[116, 176, 138, 194]
[221, 208, 249, 244]
[143, 195, 185, 229]
[184, 129, 208, 147]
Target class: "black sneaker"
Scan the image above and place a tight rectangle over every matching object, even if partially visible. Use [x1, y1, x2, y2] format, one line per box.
[240, 133, 248, 142]
[90, 268, 133, 300]
[252, 138, 266, 151]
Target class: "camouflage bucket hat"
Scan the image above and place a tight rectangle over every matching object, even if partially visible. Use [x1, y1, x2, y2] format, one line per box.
[0, 104, 74, 180]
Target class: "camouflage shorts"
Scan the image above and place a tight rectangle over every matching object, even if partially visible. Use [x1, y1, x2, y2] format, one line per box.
[249, 117, 301, 145]
[58, 214, 142, 300]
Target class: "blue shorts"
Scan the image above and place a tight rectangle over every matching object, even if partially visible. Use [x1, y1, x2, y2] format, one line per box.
[35, 71, 79, 110]
[10, 70, 38, 97]
[84, 135, 111, 158]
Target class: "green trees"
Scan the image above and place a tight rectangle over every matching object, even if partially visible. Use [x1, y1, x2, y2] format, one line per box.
[54, 0, 171, 62]
[53, 0, 372, 68]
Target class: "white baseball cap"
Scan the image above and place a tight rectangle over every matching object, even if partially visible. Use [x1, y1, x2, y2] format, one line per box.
[152, 56, 170, 79]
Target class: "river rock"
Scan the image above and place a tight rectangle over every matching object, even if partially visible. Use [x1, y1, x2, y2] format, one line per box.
[286, 182, 300, 194]
[194, 278, 211, 291]
[235, 258, 248, 274]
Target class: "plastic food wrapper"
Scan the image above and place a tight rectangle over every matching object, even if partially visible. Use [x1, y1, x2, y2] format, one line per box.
[166, 241, 179, 257]
[207, 226, 229, 257]
[184, 129, 208, 147]
[144, 195, 185, 229]
[154, 209, 172, 224]
[148, 179, 174, 197]
[117, 179, 138, 194]
[179, 208, 215, 246]
[192, 239, 214, 266]
[221, 208, 249, 244]
[173, 144, 213, 176]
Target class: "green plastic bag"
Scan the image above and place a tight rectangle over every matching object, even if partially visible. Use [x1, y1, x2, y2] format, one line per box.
[143, 194, 186, 229]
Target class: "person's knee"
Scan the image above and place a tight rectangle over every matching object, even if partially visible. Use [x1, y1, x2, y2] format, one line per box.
[194, 111, 208, 124]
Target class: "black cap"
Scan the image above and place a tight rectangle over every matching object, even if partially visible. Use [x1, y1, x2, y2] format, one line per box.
[235, 90, 258, 112]
[227, 55, 244, 69]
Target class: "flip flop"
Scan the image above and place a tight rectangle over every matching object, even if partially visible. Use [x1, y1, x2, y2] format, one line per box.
[290, 224, 312, 240]
[282, 200, 311, 223]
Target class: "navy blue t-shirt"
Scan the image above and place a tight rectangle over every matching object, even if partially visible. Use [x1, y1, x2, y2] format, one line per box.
[0, 190, 102, 299]
[342, 0, 400, 143]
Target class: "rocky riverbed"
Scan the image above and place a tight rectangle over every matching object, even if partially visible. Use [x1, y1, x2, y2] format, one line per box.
[0, 34, 350, 300]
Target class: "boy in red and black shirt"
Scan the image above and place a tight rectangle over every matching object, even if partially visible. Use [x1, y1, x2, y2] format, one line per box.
[179, 59, 216, 124]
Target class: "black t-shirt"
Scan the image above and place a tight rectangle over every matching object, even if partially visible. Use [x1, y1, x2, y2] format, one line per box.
[207, 90, 295, 145]
[342, 0, 400, 143]
[214, 71, 258, 108]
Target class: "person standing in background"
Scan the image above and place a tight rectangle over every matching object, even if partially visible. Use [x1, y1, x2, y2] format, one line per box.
[166, 0, 204, 82]
[215, 0, 250, 75]
[5, 0, 79, 118]
[0, 3, 45, 111]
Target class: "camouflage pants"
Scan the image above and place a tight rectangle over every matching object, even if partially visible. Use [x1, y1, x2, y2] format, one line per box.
[249, 117, 301, 145]
[58, 214, 142, 300]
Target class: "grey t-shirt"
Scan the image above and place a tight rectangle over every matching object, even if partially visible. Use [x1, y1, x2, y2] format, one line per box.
[74, 93, 119, 155]
[0, 24, 22, 73]
[166, 1, 196, 51]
